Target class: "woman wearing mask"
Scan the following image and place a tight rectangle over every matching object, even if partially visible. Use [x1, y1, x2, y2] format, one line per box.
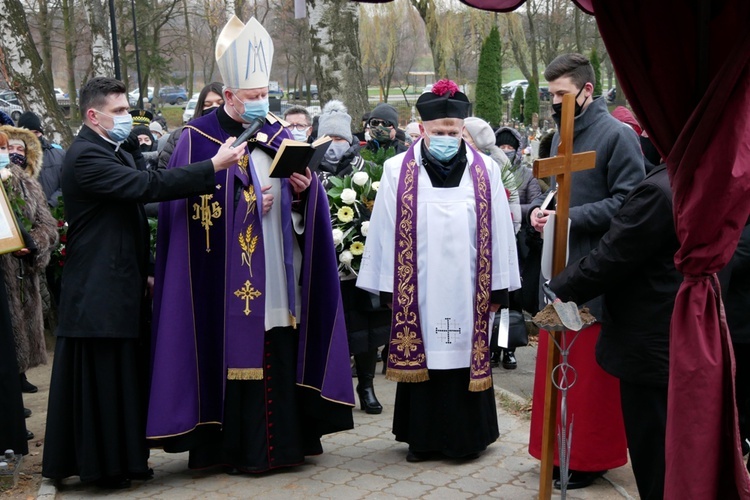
[158, 82, 225, 170]
[317, 101, 390, 414]
[0, 126, 59, 437]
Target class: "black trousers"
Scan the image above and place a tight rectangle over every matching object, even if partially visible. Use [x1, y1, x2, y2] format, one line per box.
[619, 380, 667, 500]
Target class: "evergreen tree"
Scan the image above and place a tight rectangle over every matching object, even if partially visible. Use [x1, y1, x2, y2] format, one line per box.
[511, 86, 524, 122]
[524, 79, 539, 126]
[590, 47, 603, 97]
[474, 26, 502, 125]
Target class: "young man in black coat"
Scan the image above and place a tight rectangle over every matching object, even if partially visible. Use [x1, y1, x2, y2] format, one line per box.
[548, 164, 682, 500]
[42, 77, 244, 489]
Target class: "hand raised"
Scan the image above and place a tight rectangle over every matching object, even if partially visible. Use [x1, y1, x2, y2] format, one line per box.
[211, 137, 246, 171]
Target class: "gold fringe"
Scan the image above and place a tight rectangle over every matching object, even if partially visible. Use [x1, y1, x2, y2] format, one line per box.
[468, 376, 492, 392]
[385, 368, 429, 384]
[227, 368, 263, 380]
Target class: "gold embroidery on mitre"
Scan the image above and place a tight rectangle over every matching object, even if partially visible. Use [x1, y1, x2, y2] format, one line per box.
[227, 368, 263, 380]
[234, 279, 261, 316]
[192, 194, 222, 252]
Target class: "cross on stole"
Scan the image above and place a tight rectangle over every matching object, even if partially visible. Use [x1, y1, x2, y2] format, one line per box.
[533, 93, 596, 500]
[435, 318, 461, 344]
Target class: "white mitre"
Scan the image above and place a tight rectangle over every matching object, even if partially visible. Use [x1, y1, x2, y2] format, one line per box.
[215, 16, 274, 90]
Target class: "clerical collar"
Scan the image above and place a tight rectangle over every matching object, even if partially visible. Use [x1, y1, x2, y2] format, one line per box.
[216, 105, 247, 137]
[88, 124, 122, 150]
[420, 140, 467, 184]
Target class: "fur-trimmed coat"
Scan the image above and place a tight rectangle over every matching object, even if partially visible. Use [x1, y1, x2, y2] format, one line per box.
[0, 125, 59, 372]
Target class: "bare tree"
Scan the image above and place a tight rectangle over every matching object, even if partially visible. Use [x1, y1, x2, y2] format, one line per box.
[408, 0, 445, 77]
[0, 0, 73, 145]
[82, 0, 114, 76]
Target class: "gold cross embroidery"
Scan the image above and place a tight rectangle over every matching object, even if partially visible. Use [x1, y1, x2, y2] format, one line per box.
[234, 280, 262, 316]
[192, 194, 222, 252]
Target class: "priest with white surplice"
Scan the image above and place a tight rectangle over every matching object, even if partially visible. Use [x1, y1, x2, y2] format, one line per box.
[357, 80, 521, 463]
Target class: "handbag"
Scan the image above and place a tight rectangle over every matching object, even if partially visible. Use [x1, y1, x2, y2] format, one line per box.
[492, 309, 529, 349]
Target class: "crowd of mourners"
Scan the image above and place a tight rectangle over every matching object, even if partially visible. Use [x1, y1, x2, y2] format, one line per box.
[0, 15, 748, 500]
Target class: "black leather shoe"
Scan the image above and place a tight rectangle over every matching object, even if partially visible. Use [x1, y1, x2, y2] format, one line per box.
[20, 374, 38, 394]
[356, 385, 383, 414]
[26, 430, 34, 440]
[129, 468, 154, 481]
[95, 476, 132, 489]
[502, 351, 517, 370]
[490, 352, 501, 368]
[24, 408, 32, 418]
[406, 450, 436, 463]
[554, 470, 606, 490]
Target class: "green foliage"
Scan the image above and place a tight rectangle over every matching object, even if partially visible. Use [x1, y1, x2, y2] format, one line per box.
[524, 79, 539, 126]
[511, 86, 524, 122]
[474, 26, 503, 126]
[590, 47, 603, 97]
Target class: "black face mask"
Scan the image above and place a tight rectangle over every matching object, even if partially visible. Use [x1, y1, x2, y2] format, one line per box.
[551, 85, 589, 127]
[9, 152, 27, 168]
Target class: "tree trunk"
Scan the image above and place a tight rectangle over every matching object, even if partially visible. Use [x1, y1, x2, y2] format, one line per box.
[182, 0, 194, 97]
[410, 0, 444, 78]
[526, 1, 539, 85]
[82, 0, 115, 76]
[38, 0, 54, 85]
[0, 0, 73, 146]
[505, 13, 531, 82]
[574, 7, 583, 54]
[307, 0, 368, 128]
[62, 0, 79, 119]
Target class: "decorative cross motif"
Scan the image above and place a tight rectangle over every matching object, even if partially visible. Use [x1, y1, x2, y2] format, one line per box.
[435, 318, 461, 344]
[192, 194, 222, 252]
[234, 280, 261, 316]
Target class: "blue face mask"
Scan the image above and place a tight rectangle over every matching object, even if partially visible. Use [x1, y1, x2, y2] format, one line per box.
[97, 110, 133, 142]
[0, 153, 8, 169]
[291, 128, 309, 142]
[236, 95, 269, 122]
[428, 135, 460, 161]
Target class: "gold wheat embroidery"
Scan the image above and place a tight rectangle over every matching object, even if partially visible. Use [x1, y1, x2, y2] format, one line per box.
[238, 224, 259, 277]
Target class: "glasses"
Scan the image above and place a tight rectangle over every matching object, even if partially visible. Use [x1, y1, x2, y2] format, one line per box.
[369, 119, 392, 128]
[286, 124, 310, 131]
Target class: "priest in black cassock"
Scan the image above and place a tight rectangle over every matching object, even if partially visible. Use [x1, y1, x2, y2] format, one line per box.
[147, 16, 354, 474]
[357, 80, 520, 462]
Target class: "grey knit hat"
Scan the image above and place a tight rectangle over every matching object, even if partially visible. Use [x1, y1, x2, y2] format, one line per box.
[318, 100, 353, 144]
[463, 117, 496, 152]
[369, 103, 399, 127]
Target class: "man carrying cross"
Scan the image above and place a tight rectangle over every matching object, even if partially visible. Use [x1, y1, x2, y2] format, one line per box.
[357, 80, 520, 462]
[527, 53, 646, 489]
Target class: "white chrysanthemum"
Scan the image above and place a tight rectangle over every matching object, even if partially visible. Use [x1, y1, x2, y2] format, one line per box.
[332, 228, 344, 246]
[339, 250, 354, 266]
[341, 188, 357, 205]
[352, 171, 369, 186]
[361, 221, 370, 237]
[371, 181, 380, 191]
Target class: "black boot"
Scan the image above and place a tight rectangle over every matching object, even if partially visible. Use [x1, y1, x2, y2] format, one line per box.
[20, 373, 38, 394]
[355, 349, 383, 414]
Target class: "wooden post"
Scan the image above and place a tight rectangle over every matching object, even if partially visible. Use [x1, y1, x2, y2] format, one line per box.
[532, 93, 596, 499]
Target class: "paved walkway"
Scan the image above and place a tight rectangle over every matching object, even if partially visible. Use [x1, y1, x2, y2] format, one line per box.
[31, 354, 638, 499]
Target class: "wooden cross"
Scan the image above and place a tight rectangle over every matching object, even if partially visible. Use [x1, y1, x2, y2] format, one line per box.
[532, 93, 596, 500]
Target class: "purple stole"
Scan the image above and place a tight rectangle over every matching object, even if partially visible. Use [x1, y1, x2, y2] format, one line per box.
[386, 145, 494, 392]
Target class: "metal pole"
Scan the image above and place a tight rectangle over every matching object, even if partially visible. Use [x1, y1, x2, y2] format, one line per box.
[108, 0, 121, 80]
[131, 0, 144, 109]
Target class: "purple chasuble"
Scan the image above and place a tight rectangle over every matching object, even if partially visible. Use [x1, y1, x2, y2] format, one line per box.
[387, 144, 494, 391]
[147, 112, 354, 441]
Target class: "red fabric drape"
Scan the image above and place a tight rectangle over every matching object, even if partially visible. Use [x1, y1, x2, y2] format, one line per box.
[583, 1, 750, 498]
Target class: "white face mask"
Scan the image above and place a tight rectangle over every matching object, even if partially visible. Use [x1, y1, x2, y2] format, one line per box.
[291, 128, 309, 142]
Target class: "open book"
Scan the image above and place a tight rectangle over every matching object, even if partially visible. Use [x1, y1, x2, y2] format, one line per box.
[269, 135, 333, 178]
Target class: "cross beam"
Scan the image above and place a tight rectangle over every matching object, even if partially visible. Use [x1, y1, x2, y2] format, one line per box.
[533, 93, 596, 500]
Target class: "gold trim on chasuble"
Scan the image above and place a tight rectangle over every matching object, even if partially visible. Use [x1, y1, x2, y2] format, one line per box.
[469, 162, 493, 392]
[386, 158, 428, 383]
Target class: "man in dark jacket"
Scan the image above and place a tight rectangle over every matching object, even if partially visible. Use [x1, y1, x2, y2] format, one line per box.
[548, 165, 681, 500]
[42, 76, 244, 489]
[16, 111, 65, 207]
[364, 103, 407, 154]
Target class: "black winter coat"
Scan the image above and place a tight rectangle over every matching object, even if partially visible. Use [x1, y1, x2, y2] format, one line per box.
[549, 165, 681, 386]
[719, 223, 750, 344]
[57, 125, 216, 338]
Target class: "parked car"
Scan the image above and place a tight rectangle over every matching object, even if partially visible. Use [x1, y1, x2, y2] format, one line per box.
[182, 97, 198, 124]
[288, 85, 318, 100]
[159, 86, 188, 105]
[268, 89, 284, 100]
[129, 87, 154, 107]
[502, 79, 528, 100]
[0, 90, 20, 106]
[606, 87, 617, 103]
[0, 98, 23, 123]
[538, 86, 551, 101]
